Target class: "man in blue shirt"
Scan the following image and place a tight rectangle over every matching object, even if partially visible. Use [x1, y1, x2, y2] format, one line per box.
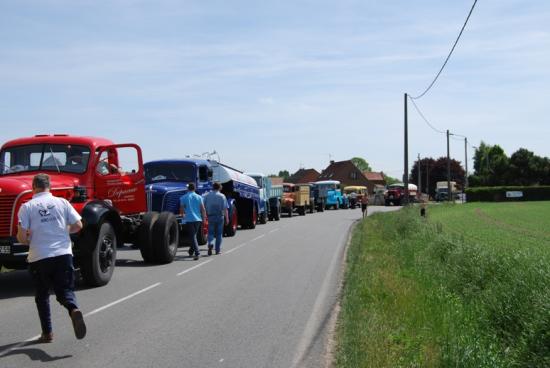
[203, 182, 229, 255]
[180, 182, 206, 260]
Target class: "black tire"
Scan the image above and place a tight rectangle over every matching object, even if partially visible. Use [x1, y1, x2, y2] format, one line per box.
[299, 206, 306, 216]
[309, 203, 314, 214]
[318, 200, 324, 212]
[273, 205, 280, 221]
[152, 212, 179, 264]
[259, 211, 267, 224]
[197, 221, 207, 245]
[224, 203, 238, 237]
[248, 205, 257, 229]
[136, 212, 159, 263]
[80, 222, 117, 287]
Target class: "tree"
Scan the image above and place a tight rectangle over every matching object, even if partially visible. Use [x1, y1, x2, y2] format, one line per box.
[277, 170, 290, 180]
[410, 157, 465, 198]
[383, 174, 400, 185]
[351, 157, 372, 172]
[471, 142, 509, 186]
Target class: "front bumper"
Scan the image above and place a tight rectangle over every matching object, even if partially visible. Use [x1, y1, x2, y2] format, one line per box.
[0, 238, 28, 269]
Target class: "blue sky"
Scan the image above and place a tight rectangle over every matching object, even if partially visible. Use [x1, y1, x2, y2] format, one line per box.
[1, 0, 549, 178]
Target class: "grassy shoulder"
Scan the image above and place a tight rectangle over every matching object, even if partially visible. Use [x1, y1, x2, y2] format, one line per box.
[335, 204, 550, 367]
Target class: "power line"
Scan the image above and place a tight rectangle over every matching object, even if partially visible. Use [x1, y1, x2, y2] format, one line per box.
[408, 96, 446, 134]
[410, 0, 478, 100]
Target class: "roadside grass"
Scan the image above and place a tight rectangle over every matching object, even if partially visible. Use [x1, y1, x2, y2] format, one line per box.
[335, 203, 550, 367]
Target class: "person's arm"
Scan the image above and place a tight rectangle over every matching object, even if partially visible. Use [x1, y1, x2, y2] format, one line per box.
[17, 224, 30, 244]
[223, 197, 229, 225]
[17, 205, 30, 244]
[200, 202, 207, 221]
[68, 220, 83, 233]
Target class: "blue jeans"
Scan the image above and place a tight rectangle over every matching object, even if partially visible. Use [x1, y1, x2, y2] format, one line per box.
[208, 218, 224, 253]
[186, 221, 202, 256]
[28, 254, 79, 334]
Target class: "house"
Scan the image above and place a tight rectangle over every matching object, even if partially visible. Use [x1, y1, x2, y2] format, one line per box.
[363, 171, 387, 194]
[269, 177, 284, 186]
[287, 168, 321, 184]
[318, 160, 370, 188]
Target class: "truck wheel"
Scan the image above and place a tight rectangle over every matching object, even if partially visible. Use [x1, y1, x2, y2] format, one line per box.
[318, 200, 324, 212]
[152, 212, 179, 264]
[197, 220, 207, 245]
[224, 204, 238, 237]
[136, 212, 159, 263]
[299, 206, 306, 216]
[80, 222, 117, 287]
[248, 206, 257, 229]
[309, 203, 314, 214]
[273, 205, 280, 221]
[259, 211, 267, 224]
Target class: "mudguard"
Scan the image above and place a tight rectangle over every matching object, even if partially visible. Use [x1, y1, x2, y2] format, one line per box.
[78, 200, 123, 252]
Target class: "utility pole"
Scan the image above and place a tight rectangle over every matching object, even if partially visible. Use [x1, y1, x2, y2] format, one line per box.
[404, 93, 409, 205]
[417, 153, 421, 194]
[464, 137, 468, 189]
[447, 130, 451, 202]
[426, 162, 430, 200]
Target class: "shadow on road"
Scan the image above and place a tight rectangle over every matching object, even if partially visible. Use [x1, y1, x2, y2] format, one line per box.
[0, 340, 72, 362]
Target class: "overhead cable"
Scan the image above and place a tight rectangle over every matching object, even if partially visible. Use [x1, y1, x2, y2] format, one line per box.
[408, 96, 446, 134]
[410, 0, 478, 100]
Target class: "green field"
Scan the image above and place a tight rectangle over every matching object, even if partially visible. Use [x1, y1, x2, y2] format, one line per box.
[335, 202, 550, 368]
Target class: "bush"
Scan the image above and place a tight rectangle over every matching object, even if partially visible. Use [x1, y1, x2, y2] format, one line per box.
[466, 186, 550, 202]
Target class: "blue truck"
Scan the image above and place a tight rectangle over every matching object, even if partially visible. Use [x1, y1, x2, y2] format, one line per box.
[314, 180, 348, 210]
[245, 173, 283, 222]
[144, 159, 260, 241]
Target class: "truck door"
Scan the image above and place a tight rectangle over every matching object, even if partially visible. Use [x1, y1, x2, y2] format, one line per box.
[94, 144, 146, 214]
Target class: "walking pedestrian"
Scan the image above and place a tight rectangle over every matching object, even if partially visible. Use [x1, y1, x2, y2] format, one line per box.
[180, 182, 206, 260]
[17, 173, 86, 343]
[203, 182, 229, 255]
[360, 193, 369, 218]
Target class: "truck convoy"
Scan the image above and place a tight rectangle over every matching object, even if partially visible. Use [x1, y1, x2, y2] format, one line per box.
[343, 185, 367, 209]
[0, 135, 179, 286]
[245, 173, 283, 222]
[144, 159, 260, 238]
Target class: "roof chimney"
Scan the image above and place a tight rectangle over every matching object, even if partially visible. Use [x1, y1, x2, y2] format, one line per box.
[330, 160, 335, 164]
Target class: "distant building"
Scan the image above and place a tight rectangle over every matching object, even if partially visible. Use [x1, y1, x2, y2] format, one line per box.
[287, 168, 321, 184]
[363, 171, 387, 194]
[318, 160, 370, 188]
[269, 177, 284, 186]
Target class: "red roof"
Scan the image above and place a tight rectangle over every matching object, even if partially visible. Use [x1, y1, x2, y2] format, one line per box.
[288, 168, 320, 184]
[363, 171, 385, 181]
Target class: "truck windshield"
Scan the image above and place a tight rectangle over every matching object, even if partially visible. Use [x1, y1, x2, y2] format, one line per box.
[0, 144, 90, 175]
[250, 176, 262, 188]
[144, 162, 196, 184]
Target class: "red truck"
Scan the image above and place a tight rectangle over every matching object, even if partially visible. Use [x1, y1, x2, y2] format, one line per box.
[0, 134, 179, 286]
[384, 183, 418, 206]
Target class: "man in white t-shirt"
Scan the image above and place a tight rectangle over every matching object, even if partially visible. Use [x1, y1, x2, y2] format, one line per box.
[17, 173, 87, 343]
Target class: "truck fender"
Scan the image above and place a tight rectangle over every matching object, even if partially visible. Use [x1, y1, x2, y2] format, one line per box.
[79, 200, 123, 253]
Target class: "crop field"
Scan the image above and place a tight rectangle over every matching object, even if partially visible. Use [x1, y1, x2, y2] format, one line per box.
[335, 202, 550, 368]
[428, 202, 550, 252]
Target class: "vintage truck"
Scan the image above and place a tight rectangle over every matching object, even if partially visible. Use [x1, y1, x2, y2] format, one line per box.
[245, 173, 283, 222]
[384, 183, 418, 206]
[343, 185, 367, 209]
[281, 183, 311, 216]
[314, 180, 347, 210]
[0, 134, 179, 286]
[144, 159, 260, 237]
[435, 181, 458, 202]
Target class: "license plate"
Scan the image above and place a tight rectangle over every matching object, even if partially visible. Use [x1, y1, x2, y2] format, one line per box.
[0, 245, 10, 254]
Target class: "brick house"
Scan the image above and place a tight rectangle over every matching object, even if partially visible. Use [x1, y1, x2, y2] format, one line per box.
[318, 160, 370, 188]
[363, 171, 387, 193]
[287, 168, 321, 184]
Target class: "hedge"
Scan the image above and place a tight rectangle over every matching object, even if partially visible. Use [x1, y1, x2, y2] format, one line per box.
[465, 186, 550, 202]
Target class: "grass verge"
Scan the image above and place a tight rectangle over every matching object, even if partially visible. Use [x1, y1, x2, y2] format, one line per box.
[335, 204, 550, 367]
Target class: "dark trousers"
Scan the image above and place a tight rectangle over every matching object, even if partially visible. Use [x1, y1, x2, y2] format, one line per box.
[28, 254, 79, 334]
[186, 221, 202, 256]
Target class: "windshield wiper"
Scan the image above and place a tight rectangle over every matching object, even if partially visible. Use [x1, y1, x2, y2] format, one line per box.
[49, 147, 61, 173]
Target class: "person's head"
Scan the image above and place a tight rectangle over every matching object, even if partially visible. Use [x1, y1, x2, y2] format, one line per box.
[187, 182, 196, 192]
[32, 173, 51, 193]
[213, 182, 221, 191]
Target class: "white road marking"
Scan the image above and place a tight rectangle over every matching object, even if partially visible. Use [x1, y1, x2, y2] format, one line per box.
[85, 282, 162, 317]
[0, 335, 41, 357]
[224, 242, 248, 254]
[177, 259, 213, 276]
[290, 222, 350, 368]
[219, 358, 224, 363]
[268, 228, 280, 233]
[250, 234, 265, 242]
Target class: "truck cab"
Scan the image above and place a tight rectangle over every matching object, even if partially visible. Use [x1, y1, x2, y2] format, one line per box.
[282, 183, 310, 216]
[0, 135, 179, 286]
[314, 180, 345, 210]
[245, 173, 283, 223]
[344, 186, 367, 209]
[144, 159, 212, 245]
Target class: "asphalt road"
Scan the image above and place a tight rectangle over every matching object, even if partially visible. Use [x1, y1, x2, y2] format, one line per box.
[0, 206, 399, 368]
